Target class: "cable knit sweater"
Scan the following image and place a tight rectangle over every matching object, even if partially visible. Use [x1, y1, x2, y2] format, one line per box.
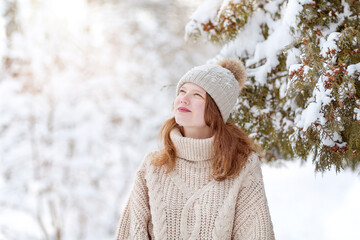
[116, 128, 275, 240]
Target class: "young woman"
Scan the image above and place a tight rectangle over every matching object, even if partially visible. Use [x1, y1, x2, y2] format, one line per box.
[116, 59, 275, 239]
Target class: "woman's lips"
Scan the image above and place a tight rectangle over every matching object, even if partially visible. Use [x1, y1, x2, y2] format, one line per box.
[178, 107, 191, 112]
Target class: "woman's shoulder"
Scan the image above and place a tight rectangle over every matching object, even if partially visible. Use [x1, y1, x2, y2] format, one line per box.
[144, 150, 158, 159]
[137, 150, 162, 172]
[222, 152, 264, 189]
[243, 151, 260, 166]
[240, 151, 264, 180]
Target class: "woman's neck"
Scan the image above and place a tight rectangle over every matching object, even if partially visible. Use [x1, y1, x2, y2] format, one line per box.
[183, 126, 212, 139]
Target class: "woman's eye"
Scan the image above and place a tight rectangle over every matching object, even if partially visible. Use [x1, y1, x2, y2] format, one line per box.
[195, 93, 203, 98]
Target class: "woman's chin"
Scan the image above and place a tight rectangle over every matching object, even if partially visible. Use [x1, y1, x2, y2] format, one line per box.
[174, 117, 190, 126]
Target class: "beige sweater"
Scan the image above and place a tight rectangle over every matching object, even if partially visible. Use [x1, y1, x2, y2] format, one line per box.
[116, 128, 275, 239]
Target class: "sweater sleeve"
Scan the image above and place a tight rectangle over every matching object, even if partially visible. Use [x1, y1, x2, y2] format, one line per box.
[232, 154, 275, 240]
[116, 155, 152, 240]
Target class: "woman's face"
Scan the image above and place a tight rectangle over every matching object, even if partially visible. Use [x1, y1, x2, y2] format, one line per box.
[174, 82, 208, 130]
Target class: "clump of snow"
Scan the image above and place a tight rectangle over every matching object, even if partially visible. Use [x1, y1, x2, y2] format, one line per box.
[295, 75, 333, 130]
[279, 81, 288, 99]
[250, 105, 272, 117]
[283, 0, 311, 28]
[185, 0, 222, 41]
[286, 48, 301, 68]
[354, 108, 360, 121]
[321, 131, 343, 147]
[299, 0, 316, 3]
[288, 63, 303, 73]
[320, 32, 341, 58]
[342, 0, 352, 16]
[347, 62, 360, 77]
[190, 0, 222, 22]
[219, 10, 265, 59]
[253, 62, 275, 84]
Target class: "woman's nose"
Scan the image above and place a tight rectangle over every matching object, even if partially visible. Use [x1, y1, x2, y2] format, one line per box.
[180, 95, 189, 104]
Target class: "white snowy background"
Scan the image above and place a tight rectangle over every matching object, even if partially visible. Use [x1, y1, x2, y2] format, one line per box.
[0, 0, 359, 240]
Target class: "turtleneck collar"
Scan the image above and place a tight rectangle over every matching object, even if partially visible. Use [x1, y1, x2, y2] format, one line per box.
[170, 128, 215, 161]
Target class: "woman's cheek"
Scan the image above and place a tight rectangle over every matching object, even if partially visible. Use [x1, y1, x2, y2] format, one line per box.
[194, 100, 206, 114]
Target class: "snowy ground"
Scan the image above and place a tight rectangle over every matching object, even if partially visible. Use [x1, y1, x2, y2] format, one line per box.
[262, 159, 360, 240]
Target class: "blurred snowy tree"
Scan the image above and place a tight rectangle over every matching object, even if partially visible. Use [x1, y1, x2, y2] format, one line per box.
[0, 0, 216, 239]
[186, 0, 360, 172]
[0, 2, 5, 67]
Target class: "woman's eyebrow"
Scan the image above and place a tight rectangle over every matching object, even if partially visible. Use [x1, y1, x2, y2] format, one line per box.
[194, 90, 205, 95]
[180, 86, 204, 95]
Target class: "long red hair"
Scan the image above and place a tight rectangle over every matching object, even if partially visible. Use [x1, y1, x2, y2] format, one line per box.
[152, 93, 256, 181]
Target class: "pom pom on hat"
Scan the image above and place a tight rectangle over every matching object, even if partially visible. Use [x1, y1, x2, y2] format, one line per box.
[217, 58, 247, 92]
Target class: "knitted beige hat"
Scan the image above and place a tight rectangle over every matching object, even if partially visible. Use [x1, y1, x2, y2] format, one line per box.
[176, 58, 247, 122]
